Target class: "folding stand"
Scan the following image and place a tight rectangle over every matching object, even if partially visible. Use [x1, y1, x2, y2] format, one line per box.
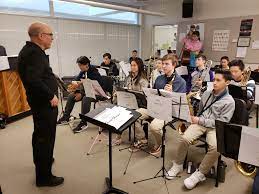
[133, 92, 189, 194]
[87, 127, 108, 155]
[80, 104, 141, 194]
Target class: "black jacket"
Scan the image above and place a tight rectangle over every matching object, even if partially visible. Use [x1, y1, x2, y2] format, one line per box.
[18, 41, 58, 108]
[100, 61, 119, 76]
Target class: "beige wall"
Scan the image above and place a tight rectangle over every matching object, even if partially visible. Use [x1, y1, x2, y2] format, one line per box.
[141, 0, 259, 60]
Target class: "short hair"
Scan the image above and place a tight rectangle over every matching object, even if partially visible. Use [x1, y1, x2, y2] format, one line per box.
[229, 59, 245, 71]
[196, 54, 206, 61]
[192, 31, 200, 37]
[162, 54, 177, 65]
[221, 56, 229, 61]
[76, 56, 90, 65]
[132, 50, 137, 53]
[214, 69, 232, 81]
[103, 53, 111, 59]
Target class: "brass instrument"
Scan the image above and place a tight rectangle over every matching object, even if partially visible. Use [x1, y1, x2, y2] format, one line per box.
[236, 66, 256, 177]
[240, 66, 251, 86]
[177, 60, 213, 135]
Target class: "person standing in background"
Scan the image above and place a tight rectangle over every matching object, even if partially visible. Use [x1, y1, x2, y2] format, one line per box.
[18, 22, 64, 187]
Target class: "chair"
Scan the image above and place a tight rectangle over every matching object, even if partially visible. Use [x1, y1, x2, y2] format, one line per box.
[194, 98, 248, 187]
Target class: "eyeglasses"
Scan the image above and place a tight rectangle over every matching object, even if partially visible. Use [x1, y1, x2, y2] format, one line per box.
[42, 33, 54, 37]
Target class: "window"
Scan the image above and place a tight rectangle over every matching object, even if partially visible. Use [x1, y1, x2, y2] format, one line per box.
[0, 0, 50, 15]
[53, 1, 139, 24]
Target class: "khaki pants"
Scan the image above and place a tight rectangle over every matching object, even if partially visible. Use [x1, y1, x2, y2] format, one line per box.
[174, 124, 220, 174]
[135, 108, 165, 147]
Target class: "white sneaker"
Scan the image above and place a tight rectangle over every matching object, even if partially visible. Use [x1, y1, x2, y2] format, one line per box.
[184, 169, 206, 190]
[165, 162, 183, 180]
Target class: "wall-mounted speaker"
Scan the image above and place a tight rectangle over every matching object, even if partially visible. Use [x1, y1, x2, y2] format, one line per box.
[182, 0, 193, 18]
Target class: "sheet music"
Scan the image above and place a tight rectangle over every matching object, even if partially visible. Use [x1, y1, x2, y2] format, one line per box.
[175, 66, 188, 76]
[119, 61, 130, 77]
[82, 79, 96, 99]
[91, 80, 109, 99]
[94, 106, 133, 129]
[116, 91, 139, 110]
[144, 88, 191, 122]
[238, 126, 259, 167]
[0, 56, 10, 71]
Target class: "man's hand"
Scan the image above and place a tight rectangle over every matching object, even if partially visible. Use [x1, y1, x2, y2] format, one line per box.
[191, 116, 199, 124]
[50, 95, 59, 107]
[74, 93, 82, 101]
[164, 84, 173, 92]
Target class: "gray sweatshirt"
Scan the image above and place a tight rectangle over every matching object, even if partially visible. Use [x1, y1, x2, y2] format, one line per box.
[124, 76, 149, 91]
[198, 89, 235, 128]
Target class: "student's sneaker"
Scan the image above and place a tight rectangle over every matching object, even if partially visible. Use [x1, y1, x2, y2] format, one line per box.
[184, 169, 206, 190]
[73, 121, 88, 133]
[165, 162, 183, 180]
[57, 115, 70, 125]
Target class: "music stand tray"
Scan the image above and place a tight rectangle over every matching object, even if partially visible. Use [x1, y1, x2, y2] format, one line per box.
[80, 104, 141, 194]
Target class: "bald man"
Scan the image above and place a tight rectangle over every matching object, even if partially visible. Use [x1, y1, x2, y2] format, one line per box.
[18, 22, 64, 187]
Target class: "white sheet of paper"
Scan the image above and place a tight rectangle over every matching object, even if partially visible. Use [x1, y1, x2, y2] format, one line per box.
[147, 94, 172, 121]
[207, 82, 214, 91]
[238, 126, 259, 167]
[82, 79, 96, 99]
[116, 91, 139, 110]
[236, 47, 247, 58]
[97, 68, 107, 76]
[255, 85, 259, 105]
[91, 80, 109, 99]
[119, 61, 130, 77]
[252, 40, 259, 50]
[175, 66, 188, 76]
[0, 56, 10, 71]
[94, 106, 133, 129]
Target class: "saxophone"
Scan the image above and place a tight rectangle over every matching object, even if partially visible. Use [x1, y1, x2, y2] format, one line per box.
[177, 60, 213, 135]
[240, 67, 251, 86]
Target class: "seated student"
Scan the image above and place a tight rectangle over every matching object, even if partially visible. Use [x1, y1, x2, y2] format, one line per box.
[129, 54, 186, 153]
[214, 56, 230, 70]
[150, 58, 163, 87]
[57, 56, 99, 124]
[129, 50, 140, 64]
[113, 58, 149, 145]
[229, 59, 255, 102]
[190, 54, 214, 92]
[166, 69, 235, 190]
[100, 53, 119, 76]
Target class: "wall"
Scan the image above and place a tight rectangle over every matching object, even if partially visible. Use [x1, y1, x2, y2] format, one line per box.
[0, 13, 140, 76]
[177, 15, 259, 65]
[141, 0, 259, 60]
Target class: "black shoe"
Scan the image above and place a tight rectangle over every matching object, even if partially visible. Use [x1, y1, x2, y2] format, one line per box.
[73, 121, 88, 133]
[36, 175, 64, 187]
[57, 115, 70, 125]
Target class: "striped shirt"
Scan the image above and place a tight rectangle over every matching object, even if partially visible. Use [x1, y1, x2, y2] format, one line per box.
[230, 79, 255, 100]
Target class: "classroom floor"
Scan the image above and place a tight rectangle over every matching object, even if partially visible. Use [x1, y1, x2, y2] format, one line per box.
[0, 101, 256, 194]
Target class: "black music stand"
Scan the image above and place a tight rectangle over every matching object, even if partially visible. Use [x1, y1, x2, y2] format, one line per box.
[80, 104, 141, 194]
[133, 91, 189, 194]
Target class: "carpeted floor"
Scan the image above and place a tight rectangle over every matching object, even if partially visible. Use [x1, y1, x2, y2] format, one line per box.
[0, 102, 256, 194]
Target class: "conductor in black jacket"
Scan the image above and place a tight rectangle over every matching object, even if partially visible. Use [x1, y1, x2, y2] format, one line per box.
[18, 22, 64, 187]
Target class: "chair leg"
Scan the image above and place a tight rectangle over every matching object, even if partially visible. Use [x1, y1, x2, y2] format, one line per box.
[215, 155, 221, 187]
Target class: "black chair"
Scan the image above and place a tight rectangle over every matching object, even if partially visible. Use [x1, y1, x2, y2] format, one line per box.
[0, 45, 7, 56]
[193, 98, 248, 187]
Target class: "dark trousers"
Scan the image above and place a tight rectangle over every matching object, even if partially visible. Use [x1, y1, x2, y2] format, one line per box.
[81, 96, 106, 115]
[64, 93, 82, 117]
[31, 105, 58, 181]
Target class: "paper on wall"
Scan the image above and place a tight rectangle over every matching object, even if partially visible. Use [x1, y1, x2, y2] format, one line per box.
[255, 85, 259, 105]
[212, 30, 230, 51]
[236, 47, 247, 58]
[0, 56, 10, 71]
[252, 40, 259, 50]
[238, 126, 259, 167]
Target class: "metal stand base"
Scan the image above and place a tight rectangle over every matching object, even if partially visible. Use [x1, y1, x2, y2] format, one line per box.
[103, 178, 128, 194]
